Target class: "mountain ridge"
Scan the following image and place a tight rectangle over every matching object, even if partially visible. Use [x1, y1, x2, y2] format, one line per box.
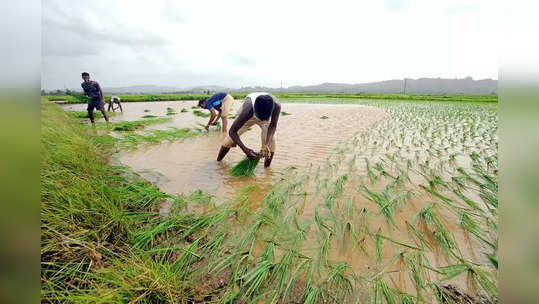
[59, 77, 498, 95]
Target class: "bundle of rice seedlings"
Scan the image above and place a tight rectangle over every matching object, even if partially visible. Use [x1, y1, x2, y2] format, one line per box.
[320, 115, 329, 119]
[180, 107, 188, 112]
[281, 111, 291, 116]
[166, 107, 177, 115]
[193, 109, 210, 117]
[142, 114, 158, 118]
[229, 157, 259, 177]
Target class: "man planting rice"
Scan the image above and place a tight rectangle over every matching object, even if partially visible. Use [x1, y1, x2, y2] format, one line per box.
[108, 95, 123, 112]
[217, 92, 281, 168]
[197, 92, 235, 133]
[80, 72, 109, 124]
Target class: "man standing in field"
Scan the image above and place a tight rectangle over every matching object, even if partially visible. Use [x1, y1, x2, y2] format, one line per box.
[197, 92, 234, 133]
[81, 72, 109, 124]
[217, 92, 281, 167]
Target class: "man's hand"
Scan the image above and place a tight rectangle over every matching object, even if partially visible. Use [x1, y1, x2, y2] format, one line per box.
[260, 145, 271, 158]
[243, 147, 260, 160]
[212, 122, 219, 126]
[204, 125, 209, 131]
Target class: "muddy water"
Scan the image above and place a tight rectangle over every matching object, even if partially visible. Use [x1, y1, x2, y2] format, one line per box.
[62, 100, 208, 129]
[116, 102, 388, 198]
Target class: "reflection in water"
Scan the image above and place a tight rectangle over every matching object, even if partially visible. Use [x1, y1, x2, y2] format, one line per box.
[115, 102, 388, 198]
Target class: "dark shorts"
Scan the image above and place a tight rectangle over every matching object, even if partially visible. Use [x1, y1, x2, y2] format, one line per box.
[88, 99, 104, 111]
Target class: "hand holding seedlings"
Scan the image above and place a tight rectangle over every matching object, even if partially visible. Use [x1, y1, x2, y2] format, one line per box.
[243, 147, 260, 160]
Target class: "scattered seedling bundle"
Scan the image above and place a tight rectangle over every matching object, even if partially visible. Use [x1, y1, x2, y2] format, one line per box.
[193, 109, 210, 117]
[229, 157, 260, 177]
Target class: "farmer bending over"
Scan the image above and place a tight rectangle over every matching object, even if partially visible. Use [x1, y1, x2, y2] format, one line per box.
[198, 92, 234, 133]
[108, 95, 123, 112]
[217, 92, 281, 167]
[81, 72, 109, 124]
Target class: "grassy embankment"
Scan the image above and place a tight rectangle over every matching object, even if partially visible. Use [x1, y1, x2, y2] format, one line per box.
[44, 93, 498, 104]
[41, 99, 232, 302]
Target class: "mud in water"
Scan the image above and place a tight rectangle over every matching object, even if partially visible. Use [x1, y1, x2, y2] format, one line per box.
[62, 100, 206, 129]
[115, 102, 388, 198]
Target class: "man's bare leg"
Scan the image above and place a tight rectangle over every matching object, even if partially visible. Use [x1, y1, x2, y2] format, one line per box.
[221, 117, 228, 133]
[88, 109, 95, 125]
[264, 152, 275, 167]
[217, 146, 231, 161]
[99, 109, 110, 122]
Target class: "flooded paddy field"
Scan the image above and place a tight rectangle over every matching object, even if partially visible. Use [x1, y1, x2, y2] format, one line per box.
[56, 99, 498, 303]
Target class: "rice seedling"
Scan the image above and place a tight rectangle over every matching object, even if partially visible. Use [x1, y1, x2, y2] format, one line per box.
[181, 107, 188, 112]
[362, 184, 410, 228]
[166, 107, 177, 115]
[281, 111, 291, 116]
[68, 111, 116, 119]
[229, 157, 260, 177]
[320, 115, 329, 119]
[101, 117, 172, 131]
[141, 114, 158, 118]
[193, 109, 210, 117]
[459, 211, 496, 250]
[414, 203, 460, 259]
[144, 109, 150, 112]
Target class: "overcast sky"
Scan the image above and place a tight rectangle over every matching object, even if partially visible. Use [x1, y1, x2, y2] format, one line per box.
[42, 0, 501, 90]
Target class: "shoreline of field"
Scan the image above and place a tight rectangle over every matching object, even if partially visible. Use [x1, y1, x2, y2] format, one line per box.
[44, 92, 498, 104]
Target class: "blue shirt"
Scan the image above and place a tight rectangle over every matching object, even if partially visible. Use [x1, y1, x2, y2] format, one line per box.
[205, 92, 227, 110]
[81, 81, 102, 101]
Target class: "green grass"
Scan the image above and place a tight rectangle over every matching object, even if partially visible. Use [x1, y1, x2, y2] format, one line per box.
[103, 117, 172, 131]
[113, 127, 204, 149]
[45, 93, 244, 104]
[42, 96, 498, 303]
[67, 111, 116, 118]
[229, 157, 260, 177]
[41, 100, 195, 301]
[44, 93, 498, 104]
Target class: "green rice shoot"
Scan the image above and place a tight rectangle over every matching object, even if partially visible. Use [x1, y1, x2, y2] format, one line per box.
[229, 157, 260, 177]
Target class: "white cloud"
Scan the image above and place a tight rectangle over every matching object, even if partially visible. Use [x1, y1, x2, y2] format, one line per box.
[42, 0, 501, 90]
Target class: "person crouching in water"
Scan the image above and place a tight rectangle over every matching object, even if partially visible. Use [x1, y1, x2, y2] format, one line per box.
[198, 92, 234, 133]
[217, 92, 281, 167]
[108, 95, 123, 112]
